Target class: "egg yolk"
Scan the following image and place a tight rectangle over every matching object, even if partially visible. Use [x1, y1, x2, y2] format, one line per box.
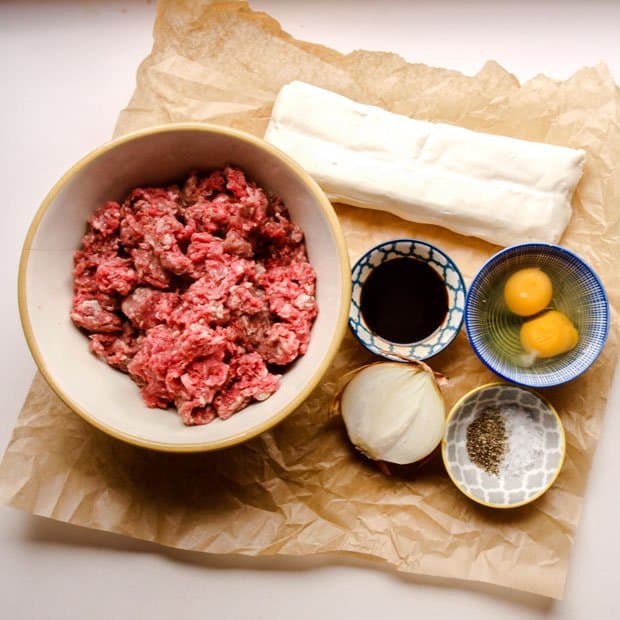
[520, 310, 579, 358]
[503, 268, 553, 316]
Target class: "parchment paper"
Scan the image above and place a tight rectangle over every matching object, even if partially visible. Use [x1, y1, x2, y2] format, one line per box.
[2, 0, 619, 600]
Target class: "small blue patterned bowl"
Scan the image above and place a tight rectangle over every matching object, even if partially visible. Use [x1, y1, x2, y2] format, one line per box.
[466, 243, 609, 388]
[349, 239, 466, 361]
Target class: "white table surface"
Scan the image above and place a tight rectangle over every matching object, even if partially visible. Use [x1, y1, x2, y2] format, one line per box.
[1, 1, 619, 618]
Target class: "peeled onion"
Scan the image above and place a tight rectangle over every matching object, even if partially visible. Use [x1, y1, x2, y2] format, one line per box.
[338, 362, 446, 465]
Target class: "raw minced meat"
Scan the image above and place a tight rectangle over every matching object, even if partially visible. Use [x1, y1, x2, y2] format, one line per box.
[71, 166, 318, 426]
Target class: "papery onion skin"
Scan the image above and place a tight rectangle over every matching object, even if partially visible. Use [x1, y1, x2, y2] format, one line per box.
[339, 362, 446, 465]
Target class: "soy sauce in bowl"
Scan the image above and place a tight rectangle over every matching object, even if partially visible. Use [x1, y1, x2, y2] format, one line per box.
[349, 239, 465, 361]
[360, 256, 448, 344]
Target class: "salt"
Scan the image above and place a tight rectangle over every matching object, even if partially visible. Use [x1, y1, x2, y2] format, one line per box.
[500, 405, 544, 477]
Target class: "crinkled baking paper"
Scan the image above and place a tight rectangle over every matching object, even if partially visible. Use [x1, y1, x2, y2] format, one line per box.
[2, 0, 619, 600]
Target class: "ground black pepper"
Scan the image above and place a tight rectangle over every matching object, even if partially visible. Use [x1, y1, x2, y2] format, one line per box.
[466, 407, 507, 475]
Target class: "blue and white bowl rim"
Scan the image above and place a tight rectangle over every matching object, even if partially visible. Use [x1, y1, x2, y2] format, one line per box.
[465, 242, 610, 387]
[348, 238, 466, 360]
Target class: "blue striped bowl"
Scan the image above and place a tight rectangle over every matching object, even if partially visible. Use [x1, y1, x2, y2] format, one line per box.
[349, 239, 466, 361]
[465, 243, 609, 388]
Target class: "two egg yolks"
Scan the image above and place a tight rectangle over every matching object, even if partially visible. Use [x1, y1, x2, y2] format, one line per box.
[503, 268, 579, 358]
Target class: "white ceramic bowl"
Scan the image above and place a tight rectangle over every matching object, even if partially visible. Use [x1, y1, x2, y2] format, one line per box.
[19, 123, 351, 452]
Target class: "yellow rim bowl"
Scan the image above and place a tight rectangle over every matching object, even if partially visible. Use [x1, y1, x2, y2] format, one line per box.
[19, 123, 351, 452]
[441, 382, 566, 508]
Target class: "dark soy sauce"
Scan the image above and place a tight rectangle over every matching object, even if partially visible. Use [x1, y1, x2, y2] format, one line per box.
[360, 257, 448, 344]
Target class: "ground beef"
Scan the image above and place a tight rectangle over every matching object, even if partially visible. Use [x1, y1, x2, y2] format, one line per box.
[71, 166, 318, 426]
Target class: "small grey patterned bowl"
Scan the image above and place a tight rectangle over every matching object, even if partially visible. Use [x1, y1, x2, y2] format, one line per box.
[349, 239, 466, 361]
[442, 383, 566, 508]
